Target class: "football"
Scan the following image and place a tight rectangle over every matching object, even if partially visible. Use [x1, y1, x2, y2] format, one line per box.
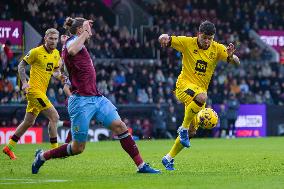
[197, 108, 219, 129]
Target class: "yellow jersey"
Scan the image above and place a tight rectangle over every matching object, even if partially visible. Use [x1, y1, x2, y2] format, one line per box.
[171, 36, 229, 91]
[23, 45, 60, 95]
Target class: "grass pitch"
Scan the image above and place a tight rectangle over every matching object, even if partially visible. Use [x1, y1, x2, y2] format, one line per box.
[1, 137, 284, 189]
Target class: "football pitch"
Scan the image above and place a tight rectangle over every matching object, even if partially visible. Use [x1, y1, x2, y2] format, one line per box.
[1, 137, 284, 189]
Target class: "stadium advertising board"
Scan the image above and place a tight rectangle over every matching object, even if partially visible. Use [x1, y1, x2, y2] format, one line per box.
[0, 127, 43, 144]
[259, 30, 284, 52]
[235, 105, 266, 137]
[214, 104, 266, 137]
[0, 20, 22, 45]
[57, 127, 110, 143]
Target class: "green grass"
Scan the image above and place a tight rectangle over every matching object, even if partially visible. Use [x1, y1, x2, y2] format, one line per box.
[1, 137, 284, 189]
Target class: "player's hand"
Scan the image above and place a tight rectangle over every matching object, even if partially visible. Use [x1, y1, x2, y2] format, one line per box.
[22, 83, 30, 94]
[60, 74, 68, 82]
[158, 34, 170, 47]
[83, 20, 93, 38]
[226, 43, 236, 57]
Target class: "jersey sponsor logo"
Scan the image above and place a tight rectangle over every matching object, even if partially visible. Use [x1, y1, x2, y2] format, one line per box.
[195, 60, 207, 73]
[46, 62, 54, 71]
[193, 49, 198, 54]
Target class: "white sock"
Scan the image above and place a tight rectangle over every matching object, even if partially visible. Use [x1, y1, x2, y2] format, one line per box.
[40, 153, 46, 161]
[165, 154, 173, 161]
[137, 162, 145, 169]
[56, 121, 64, 128]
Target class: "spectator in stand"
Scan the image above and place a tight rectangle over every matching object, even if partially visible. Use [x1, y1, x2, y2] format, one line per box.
[218, 103, 228, 138]
[141, 119, 153, 139]
[227, 93, 240, 138]
[152, 103, 167, 139]
[166, 106, 178, 138]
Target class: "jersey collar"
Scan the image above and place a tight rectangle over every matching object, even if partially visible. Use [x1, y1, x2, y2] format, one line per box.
[43, 44, 53, 54]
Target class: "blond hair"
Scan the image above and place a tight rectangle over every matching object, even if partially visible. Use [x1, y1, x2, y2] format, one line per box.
[45, 28, 59, 36]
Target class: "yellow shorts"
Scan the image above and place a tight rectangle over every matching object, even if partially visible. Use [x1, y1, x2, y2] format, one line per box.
[26, 92, 53, 116]
[175, 83, 206, 106]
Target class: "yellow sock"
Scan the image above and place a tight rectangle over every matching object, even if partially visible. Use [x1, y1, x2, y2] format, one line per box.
[51, 143, 58, 149]
[169, 136, 184, 158]
[182, 101, 203, 129]
[7, 139, 17, 151]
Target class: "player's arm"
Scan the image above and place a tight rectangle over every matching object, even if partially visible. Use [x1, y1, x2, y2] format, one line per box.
[53, 58, 67, 81]
[53, 67, 67, 82]
[18, 60, 29, 93]
[158, 34, 190, 53]
[19, 49, 37, 93]
[218, 43, 240, 66]
[63, 83, 72, 97]
[67, 20, 93, 56]
[226, 43, 240, 66]
[63, 77, 72, 97]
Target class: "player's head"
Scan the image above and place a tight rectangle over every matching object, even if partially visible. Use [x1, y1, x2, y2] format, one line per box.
[44, 28, 59, 50]
[197, 108, 218, 129]
[63, 17, 87, 36]
[197, 20, 216, 49]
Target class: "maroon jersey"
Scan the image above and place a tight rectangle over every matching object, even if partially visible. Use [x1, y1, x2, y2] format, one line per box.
[63, 36, 101, 96]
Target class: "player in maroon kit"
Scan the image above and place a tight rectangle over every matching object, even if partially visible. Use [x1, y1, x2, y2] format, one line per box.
[32, 17, 160, 174]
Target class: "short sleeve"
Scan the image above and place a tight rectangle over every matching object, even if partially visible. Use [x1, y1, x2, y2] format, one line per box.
[171, 36, 192, 53]
[23, 48, 37, 65]
[66, 36, 83, 53]
[217, 43, 228, 62]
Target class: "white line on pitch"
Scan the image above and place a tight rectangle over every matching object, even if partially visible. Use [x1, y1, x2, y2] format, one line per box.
[0, 178, 69, 185]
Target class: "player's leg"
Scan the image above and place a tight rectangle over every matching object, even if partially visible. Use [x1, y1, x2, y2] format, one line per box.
[32, 95, 90, 174]
[162, 114, 199, 170]
[41, 106, 60, 148]
[97, 96, 160, 173]
[175, 86, 207, 147]
[3, 112, 37, 160]
[32, 141, 87, 174]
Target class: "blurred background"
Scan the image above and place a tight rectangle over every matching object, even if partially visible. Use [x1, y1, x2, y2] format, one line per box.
[0, 0, 284, 144]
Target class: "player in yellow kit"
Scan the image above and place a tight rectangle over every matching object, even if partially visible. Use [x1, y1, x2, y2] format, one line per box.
[3, 28, 64, 160]
[158, 20, 240, 170]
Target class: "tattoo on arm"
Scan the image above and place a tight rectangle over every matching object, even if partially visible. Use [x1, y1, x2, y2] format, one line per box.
[18, 60, 28, 84]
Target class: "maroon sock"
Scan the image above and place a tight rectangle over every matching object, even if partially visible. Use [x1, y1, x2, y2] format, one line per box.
[119, 131, 144, 167]
[43, 143, 72, 160]
[11, 134, 20, 142]
[49, 137, 57, 144]
[63, 121, 71, 128]
[65, 130, 72, 143]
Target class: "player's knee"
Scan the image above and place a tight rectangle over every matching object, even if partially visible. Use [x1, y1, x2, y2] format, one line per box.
[110, 120, 128, 135]
[194, 93, 207, 104]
